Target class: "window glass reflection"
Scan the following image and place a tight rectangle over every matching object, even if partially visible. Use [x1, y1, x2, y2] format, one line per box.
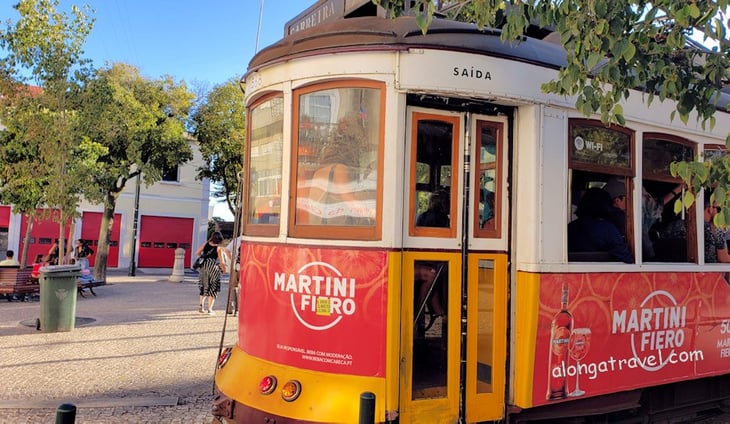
[248, 96, 284, 226]
[476, 259, 494, 393]
[412, 260, 448, 399]
[295, 87, 379, 227]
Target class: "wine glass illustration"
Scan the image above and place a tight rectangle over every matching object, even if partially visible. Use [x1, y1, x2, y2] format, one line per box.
[568, 327, 591, 397]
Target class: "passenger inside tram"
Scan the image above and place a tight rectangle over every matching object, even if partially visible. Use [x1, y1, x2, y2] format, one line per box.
[703, 194, 730, 263]
[568, 187, 634, 263]
[645, 182, 689, 262]
[416, 190, 450, 228]
[603, 177, 627, 238]
[480, 188, 495, 229]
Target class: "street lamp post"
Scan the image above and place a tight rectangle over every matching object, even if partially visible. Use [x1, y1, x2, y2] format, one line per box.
[128, 173, 141, 276]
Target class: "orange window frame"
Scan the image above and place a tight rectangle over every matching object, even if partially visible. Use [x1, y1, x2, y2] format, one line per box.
[288, 79, 385, 240]
[244, 92, 285, 237]
[568, 118, 635, 177]
[408, 112, 460, 238]
[642, 133, 697, 263]
[474, 120, 503, 239]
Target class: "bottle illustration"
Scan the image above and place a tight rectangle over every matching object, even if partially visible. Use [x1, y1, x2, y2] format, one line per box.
[546, 283, 573, 400]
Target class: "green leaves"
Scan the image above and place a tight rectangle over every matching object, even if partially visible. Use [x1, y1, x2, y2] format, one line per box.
[375, 0, 730, 223]
[381, 0, 730, 135]
[192, 78, 246, 216]
[0, 0, 95, 224]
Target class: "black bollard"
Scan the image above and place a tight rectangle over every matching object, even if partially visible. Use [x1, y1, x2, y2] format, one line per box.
[359, 391, 375, 424]
[56, 403, 76, 424]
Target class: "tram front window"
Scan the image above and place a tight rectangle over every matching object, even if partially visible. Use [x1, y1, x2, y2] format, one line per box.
[412, 260, 448, 399]
[247, 95, 284, 234]
[410, 114, 458, 237]
[291, 83, 382, 239]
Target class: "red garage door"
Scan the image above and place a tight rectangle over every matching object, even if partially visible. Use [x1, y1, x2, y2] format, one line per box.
[0, 206, 10, 229]
[138, 215, 193, 268]
[19, 209, 72, 266]
[80, 211, 122, 267]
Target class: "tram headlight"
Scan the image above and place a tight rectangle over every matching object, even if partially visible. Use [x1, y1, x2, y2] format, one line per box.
[259, 375, 277, 395]
[217, 347, 232, 369]
[281, 380, 302, 402]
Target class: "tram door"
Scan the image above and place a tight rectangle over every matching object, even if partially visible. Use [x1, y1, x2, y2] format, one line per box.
[400, 109, 508, 423]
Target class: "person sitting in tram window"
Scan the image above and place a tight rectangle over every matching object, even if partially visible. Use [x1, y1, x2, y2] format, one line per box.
[704, 195, 730, 263]
[568, 187, 634, 263]
[416, 190, 450, 228]
[648, 184, 688, 262]
[602, 177, 627, 238]
[480, 189, 495, 229]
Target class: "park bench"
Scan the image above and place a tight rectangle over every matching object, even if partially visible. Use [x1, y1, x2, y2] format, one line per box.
[0, 267, 39, 301]
[77, 279, 106, 297]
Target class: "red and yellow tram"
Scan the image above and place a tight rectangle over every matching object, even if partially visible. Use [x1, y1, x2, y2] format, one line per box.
[213, 2, 730, 423]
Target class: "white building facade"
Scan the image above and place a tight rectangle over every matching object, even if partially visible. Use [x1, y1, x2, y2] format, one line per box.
[1, 139, 211, 269]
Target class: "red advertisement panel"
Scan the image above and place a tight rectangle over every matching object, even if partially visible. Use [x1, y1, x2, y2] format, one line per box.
[239, 244, 388, 377]
[532, 272, 730, 406]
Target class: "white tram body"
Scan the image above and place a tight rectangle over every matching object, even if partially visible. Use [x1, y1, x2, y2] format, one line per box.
[213, 3, 730, 423]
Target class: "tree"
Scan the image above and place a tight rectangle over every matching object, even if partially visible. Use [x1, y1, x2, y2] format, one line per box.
[74, 63, 194, 280]
[376, 0, 730, 221]
[192, 78, 246, 217]
[0, 0, 97, 264]
[0, 89, 107, 266]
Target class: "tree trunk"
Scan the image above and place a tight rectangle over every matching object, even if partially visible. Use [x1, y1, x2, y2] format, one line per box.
[20, 216, 34, 269]
[65, 220, 76, 264]
[93, 191, 119, 282]
[57, 210, 67, 266]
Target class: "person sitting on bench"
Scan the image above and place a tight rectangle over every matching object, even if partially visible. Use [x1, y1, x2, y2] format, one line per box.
[0, 250, 20, 266]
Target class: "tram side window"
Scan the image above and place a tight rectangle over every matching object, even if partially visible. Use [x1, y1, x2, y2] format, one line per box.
[567, 120, 634, 263]
[291, 81, 383, 240]
[703, 148, 730, 263]
[410, 113, 459, 237]
[642, 136, 695, 263]
[475, 121, 503, 238]
[246, 95, 284, 236]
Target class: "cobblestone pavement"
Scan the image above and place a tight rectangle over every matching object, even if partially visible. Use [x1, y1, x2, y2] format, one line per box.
[0, 269, 237, 423]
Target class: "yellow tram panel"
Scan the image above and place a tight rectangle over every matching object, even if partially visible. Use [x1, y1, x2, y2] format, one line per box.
[216, 347, 387, 423]
[512, 271, 541, 408]
[465, 253, 509, 422]
[384, 251, 403, 420]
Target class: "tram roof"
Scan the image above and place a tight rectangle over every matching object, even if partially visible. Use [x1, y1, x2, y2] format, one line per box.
[248, 15, 566, 73]
[247, 14, 730, 111]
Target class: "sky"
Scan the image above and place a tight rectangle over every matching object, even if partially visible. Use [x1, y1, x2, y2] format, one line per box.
[2, 0, 316, 221]
[3, 0, 315, 86]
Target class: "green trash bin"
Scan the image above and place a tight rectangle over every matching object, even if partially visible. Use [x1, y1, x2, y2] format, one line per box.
[39, 265, 81, 333]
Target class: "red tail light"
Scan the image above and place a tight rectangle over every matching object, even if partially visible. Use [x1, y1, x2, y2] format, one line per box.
[259, 375, 277, 395]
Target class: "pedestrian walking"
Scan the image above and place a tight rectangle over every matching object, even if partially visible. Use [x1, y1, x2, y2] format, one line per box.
[194, 231, 228, 315]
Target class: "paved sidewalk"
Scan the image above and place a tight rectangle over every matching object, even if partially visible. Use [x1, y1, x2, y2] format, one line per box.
[0, 268, 238, 423]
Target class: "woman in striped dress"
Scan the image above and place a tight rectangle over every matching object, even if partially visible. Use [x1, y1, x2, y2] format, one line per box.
[195, 231, 228, 314]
